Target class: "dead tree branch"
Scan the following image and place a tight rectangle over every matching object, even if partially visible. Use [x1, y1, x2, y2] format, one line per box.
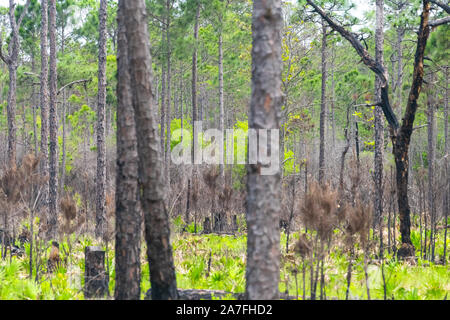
[305, 0, 399, 129]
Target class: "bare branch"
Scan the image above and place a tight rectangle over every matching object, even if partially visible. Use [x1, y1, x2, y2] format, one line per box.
[0, 32, 8, 64]
[430, 0, 450, 14]
[397, 1, 432, 144]
[17, 0, 32, 29]
[412, 124, 428, 131]
[354, 102, 383, 108]
[305, 0, 399, 129]
[24, 71, 40, 78]
[57, 78, 91, 95]
[429, 16, 450, 27]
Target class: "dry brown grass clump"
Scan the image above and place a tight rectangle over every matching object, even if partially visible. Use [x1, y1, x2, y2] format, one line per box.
[0, 166, 22, 204]
[294, 233, 312, 258]
[20, 154, 39, 180]
[61, 194, 77, 222]
[219, 185, 233, 209]
[60, 194, 85, 236]
[301, 182, 339, 240]
[345, 198, 372, 246]
[203, 166, 220, 191]
[104, 192, 115, 242]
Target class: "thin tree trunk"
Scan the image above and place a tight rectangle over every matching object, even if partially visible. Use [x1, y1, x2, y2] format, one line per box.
[219, 27, 225, 180]
[192, 3, 200, 128]
[190, 2, 200, 231]
[374, 0, 385, 258]
[95, 0, 108, 239]
[444, 67, 449, 264]
[39, 0, 49, 217]
[318, 19, 327, 184]
[161, 63, 166, 156]
[47, 0, 58, 240]
[396, 28, 404, 118]
[0, 0, 30, 165]
[6, 65, 17, 165]
[426, 83, 436, 262]
[60, 90, 67, 195]
[165, 0, 172, 189]
[331, 49, 336, 148]
[354, 106, 360, 165]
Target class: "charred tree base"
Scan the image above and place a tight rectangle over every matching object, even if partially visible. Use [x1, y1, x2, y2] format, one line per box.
[145, 288, 243, 300]
[397, 243, 416, 260]
[145, 289, 301, 300]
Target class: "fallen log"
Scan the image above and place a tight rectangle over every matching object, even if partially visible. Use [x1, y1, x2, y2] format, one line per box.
[145, 289, 301, 300]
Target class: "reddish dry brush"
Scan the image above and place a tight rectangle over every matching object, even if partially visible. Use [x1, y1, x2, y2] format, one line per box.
[61, 194, 77, 222]
[342, 197, 373, 300]
[299, 181, 341, 300]
[301, 181, 339, 241]
[0, 154, 47, 235]
[59, 193, 85, 237]
[292, 177, 375, 300]
[295, 233, 312, 258]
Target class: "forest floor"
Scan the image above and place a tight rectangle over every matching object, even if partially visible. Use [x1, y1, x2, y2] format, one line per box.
[0, 222, 449, 300]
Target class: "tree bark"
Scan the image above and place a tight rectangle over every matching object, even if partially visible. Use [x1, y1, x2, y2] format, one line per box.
[165, 0, 172, 189]
[392, 1, 431, 257]
[47, 0, 58, 240]
[374, 0, 385, 249]
[161, 62, 166, 155]
[331, 49, 336, 148]
[396, 28, 404, 118]
[219, 17, 225, 180]
[84, 246, 108, 298]
[245, 0, 282, 300]
[192, 3, 200, 126]
[60, 90, 67, 196]
[0, 0, 31, 165]
[444, 67, 449, 264]
[190, 2, 200, 229]
[40, 0, 49, 218]
[6, 64, 17, 166]
[114, 4, 141, 299]
[95, 0, 108, 239]
[426, 83, 436, 261]
[318, 19, 327, 184]
[120, 0, 178, 300]
[429, 0, 450, 13]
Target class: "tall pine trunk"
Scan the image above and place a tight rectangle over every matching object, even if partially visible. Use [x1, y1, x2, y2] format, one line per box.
[426, 83, 436, 261]
[6, 64, 17, 166]
[47, 0, 58, 239]
[40, 0, 49, 220]
[218, 19, 225, 180]
[0, 0, 31, 165]
[96, 0, 108, 239]
[245, 0, 282, 300]
[318, 20, 327, 184]
[374, 0, 385, 255]
[443, 67, 448, 264]
[120, 0, 178, 300]
[165, 0, 172, 189]
[114, 3, 141, 299]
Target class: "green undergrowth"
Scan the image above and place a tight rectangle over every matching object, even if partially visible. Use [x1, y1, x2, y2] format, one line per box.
[0, 230, 448, 300]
